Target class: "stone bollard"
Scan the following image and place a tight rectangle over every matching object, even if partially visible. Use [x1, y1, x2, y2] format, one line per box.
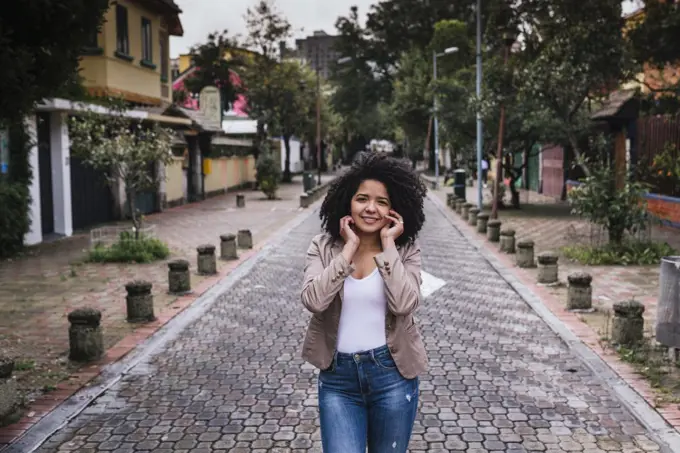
[68, 308, 104, 362]
[537, 251, 559, 284]
[197, 244, 217, 275]
[499, 229, 516, 254]
[236, 193, 246, 208]
[168, 259, 191, 294]
[220, 234, 238, 260]
[447, 193, 455, 208]
[612, 300, 645, 347]
[567, 272, 593, 310]
[476, 213, 489, 234]
[0, 358, 18, 419]
[516, 240, 536, 268]
[461, 203, 472, 221]
[468, 208, 480, 226]
[125, 280, 155, 323]
[237, 229, 253, 249]
[455, 200, 464, 214]
[487, 219, 501, 242]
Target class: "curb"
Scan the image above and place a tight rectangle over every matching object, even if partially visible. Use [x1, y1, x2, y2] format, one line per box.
[0, 193, 328, 453]
[426, 190, 680, 453]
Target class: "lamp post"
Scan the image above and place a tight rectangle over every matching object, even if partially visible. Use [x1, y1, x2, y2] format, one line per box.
[476, 0, 484, 210]
[433, 46, 459, 189]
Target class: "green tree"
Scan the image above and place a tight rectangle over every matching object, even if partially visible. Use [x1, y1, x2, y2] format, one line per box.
[69, 99, 173, 235]
[516, 0, 631, 175]
[0, 0, 109, 123]
[183, 31, 242, 113]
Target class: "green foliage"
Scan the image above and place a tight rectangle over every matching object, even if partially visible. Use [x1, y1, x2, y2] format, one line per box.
[568, 153, 649, 244]
[562, 240, 674, 266]
[88, 234, 170, 264]
[628, 0, 680, 69]
[69, 98, 173, 232]
[0, 182, 30, 258]
[0, 120, 32, 258]
[184, 30, 241, 112]
[255, 152, 281, 200]
[0, 0, 109, 123]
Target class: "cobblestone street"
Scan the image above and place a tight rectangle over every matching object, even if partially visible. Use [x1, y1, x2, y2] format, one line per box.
[26, 199, 663, 453]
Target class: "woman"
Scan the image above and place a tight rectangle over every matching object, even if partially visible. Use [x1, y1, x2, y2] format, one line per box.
[300, 152, 428, 453]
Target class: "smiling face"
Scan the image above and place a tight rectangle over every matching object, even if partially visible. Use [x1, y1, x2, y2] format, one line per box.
[350, 179, 392, 235]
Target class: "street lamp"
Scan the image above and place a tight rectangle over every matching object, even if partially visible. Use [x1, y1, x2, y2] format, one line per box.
[476, 0, 483, 210]
[433, 46, 459, 189]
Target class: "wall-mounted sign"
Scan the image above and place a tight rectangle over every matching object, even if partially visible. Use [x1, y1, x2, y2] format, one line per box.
[0, 128, 9, 175]
[199, 86, 222, 127]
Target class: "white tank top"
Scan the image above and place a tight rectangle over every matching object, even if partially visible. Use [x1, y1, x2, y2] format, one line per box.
[336, 267, 387, 353]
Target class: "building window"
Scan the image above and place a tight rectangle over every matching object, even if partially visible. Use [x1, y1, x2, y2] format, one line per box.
[141, 18, 152, 62]
[115, 5, 130, 57]
[160, 32, 169, 81]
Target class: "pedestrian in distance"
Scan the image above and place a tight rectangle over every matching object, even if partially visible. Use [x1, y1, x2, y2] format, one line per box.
[300, 151, 428, 453]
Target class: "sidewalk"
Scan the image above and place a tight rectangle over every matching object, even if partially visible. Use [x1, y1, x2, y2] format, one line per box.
[0, 173, 335, 434]
[425, 175, 680, 432]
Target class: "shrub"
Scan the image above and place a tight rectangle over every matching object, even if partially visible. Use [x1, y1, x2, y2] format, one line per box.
[256, 152, 281, 200]
[0, 182, 30, 258]
[561, 240, 674, 266]
[88, 234, 170, 263]
[568, 158, 648, 245]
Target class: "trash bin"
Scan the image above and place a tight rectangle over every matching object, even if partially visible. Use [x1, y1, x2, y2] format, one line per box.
[453, 169, 466, 201]
[657, 256, 680, 348]
[303, 172, 315, 192]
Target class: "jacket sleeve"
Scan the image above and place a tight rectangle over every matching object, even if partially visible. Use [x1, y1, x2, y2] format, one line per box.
[301, 236, 355, 314]
[374, 241, 422, 316]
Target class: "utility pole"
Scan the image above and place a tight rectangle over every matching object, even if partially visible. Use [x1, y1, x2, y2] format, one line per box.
[315, 48, 322, 185]
[491, 35, 512, 219]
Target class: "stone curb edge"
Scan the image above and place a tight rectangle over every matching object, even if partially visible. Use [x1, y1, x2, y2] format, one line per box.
[0, 187, 330, 453]
[426, 189, 680, 453]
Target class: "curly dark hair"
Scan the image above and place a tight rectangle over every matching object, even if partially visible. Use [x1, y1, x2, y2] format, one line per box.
[320, 152, 427, 246]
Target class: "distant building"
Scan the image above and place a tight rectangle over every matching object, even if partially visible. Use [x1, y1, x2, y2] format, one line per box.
[294, 31, 341, 79]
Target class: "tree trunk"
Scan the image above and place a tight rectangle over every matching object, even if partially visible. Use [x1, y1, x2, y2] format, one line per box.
[608, 223, 625, 245]
[568, 134, 591, 177]
[127, 189, 140, 240]
[282, 134, 292, 183]
[508, 175, 521, 209]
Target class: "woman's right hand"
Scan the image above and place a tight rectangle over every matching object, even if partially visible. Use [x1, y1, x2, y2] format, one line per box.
[340, 216, 359, 247]
[340, 216, 359, 264]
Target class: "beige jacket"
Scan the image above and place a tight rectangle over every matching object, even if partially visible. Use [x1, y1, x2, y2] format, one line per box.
[300, 233, 427, 379]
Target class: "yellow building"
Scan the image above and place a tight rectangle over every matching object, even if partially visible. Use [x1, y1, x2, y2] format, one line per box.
[79, 0, 183, 106]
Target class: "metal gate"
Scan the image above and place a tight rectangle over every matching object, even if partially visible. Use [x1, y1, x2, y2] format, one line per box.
[70, 156, 115, 231]
[540, 144, 564, 198]
[134, 162, 158, 215]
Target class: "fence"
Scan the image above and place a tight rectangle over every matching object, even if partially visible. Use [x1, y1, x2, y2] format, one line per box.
[636, 115, 680, 196]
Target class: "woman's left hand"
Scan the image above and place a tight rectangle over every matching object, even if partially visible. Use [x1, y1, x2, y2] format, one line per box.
[380, 210, 404, 247]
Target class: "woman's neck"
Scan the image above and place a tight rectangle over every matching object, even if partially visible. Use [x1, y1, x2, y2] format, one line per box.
[356, 233, 382, 252]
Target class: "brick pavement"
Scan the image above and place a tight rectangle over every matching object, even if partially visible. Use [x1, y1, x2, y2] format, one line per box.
[21, 198, 666, 452]
[0, 174, 335, 433]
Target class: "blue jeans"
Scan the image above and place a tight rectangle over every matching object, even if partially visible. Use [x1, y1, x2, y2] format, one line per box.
[318, 345, 419, 453]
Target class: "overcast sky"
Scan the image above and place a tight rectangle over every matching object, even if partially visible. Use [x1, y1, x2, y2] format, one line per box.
[170, 0, 375, 57]
[171, 0, 642, 58]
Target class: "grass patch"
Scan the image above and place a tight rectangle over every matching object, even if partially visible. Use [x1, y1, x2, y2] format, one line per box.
[87, 236, 170, 264]
[14, 360, 35, 371]
[561, 240, 675, 265]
